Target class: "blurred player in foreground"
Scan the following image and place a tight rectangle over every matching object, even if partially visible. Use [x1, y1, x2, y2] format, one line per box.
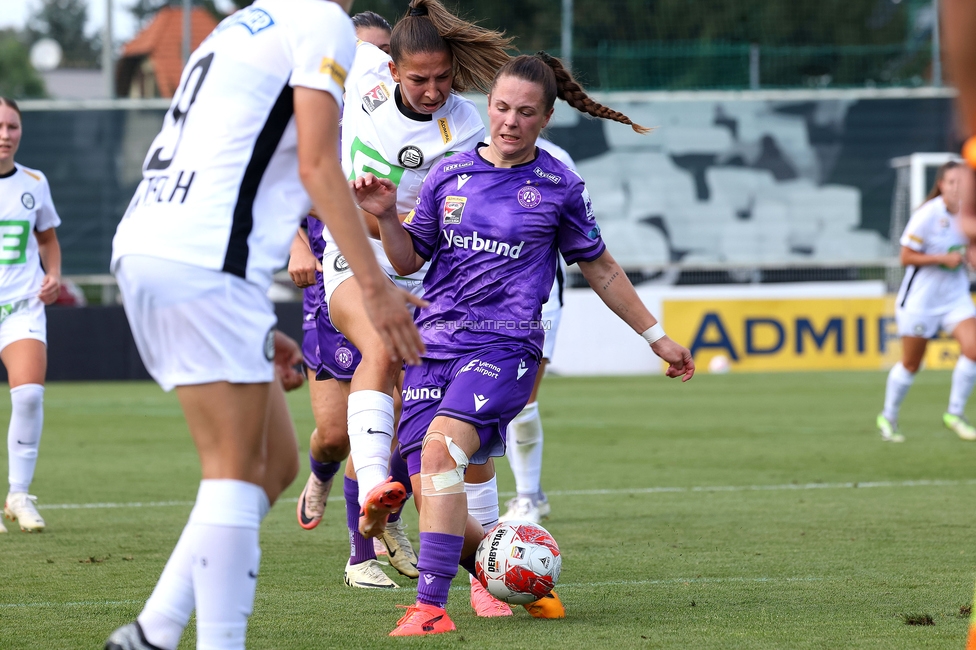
[0, 97, 62, 534]
[356, 52, 694, 636]
[103, 1, 424, 648]
[937, 2, 976, 646]
[876, 161, 976, 442]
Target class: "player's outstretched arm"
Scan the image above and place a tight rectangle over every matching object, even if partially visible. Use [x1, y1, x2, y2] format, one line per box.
[352, 172, 426, 277]
[35, 227, 61, 305]
[294, 87, 425, 364]
[578, 250, 695, 381]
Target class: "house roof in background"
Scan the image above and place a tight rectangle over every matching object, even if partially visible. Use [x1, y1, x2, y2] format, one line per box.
[121, 7, 218, 97]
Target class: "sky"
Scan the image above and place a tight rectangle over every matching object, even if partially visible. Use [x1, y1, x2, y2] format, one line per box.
[1, 0, 235, 43]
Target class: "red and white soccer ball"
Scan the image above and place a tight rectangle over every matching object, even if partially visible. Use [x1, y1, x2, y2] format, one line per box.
[474, 520, 561, 604]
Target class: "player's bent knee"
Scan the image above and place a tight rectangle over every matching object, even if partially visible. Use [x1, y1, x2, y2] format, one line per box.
[420, 431, 469, 497]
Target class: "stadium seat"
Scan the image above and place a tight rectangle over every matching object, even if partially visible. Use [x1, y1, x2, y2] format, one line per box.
[706, 167, 776, 212]
[598, 221, 670, 267]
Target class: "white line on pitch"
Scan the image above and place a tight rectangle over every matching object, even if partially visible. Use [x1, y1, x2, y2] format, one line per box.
[0, 599, 142, 609]
[0, 577, 825, 607]
[35, 478, 976, 511]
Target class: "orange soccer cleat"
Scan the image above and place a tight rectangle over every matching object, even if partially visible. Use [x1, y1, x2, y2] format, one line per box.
[523, 590, 566, 619]
[358, 477, 407, 538]
[389, 602, 456, 637]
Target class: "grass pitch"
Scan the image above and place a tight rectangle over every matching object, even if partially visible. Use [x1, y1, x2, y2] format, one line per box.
[2, 371, 976, 649]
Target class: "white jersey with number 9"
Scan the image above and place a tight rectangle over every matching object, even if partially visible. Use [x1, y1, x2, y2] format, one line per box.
[111, 0, 356, 291]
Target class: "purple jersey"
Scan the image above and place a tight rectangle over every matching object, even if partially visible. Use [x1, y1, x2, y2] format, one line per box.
[301, 216, 327, 329]
[403, 145, 605, 358]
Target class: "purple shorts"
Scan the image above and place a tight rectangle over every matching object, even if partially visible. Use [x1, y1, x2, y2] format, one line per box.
[314, 299, 362, 381]
[302, 272, 361, 381]
[398, 346, 539, 476]
[301, 273, 324, 374]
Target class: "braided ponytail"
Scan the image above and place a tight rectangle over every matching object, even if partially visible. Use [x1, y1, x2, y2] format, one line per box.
[537, 52, 650, 134]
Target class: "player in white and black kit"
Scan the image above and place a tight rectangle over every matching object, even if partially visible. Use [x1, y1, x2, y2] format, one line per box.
[0, 97, 62, 535]
[316, 0, 511, 597]
[878, 161, 976, 443]
[104, 2, 424, 649]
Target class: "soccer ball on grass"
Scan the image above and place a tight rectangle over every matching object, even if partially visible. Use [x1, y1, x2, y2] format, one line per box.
[474, 520, 561, 604]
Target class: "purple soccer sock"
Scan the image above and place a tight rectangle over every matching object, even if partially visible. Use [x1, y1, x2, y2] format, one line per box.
[344, 476, 376, 565]
[387, 452, 412, 524]
[416, 532, 464, 608]
[309, 453, 340, 484]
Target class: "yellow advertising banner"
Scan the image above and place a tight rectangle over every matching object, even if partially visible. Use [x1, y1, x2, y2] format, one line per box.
[662, 297, 904, 372]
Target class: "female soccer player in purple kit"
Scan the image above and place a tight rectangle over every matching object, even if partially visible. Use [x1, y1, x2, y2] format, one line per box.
[355, 52, 696, 636]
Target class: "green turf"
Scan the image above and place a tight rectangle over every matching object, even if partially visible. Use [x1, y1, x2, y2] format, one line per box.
[2, 372, 976, 649]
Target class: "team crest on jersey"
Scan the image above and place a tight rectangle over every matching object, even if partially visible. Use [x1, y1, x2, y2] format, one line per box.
[362, 83, 391, 113]
[398, 146, 424, 169]
[443, 196, 466, 224]
[335, 347, 354, 369]
[20, 193, 34, 210]
[517, 185, 542, 209]
[334, 254, 349, 272]
[437, 118, 452, 144]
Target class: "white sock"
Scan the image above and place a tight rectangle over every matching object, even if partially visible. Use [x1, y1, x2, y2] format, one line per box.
[506, 402, 543, 499]
[138, 522, 196, 650]
[138, 484, 272, 650]
[191, 480, 266, 650]
[346, 390, 394, 506]
[7, 384, 44, 494]
[465, 475, 499, 531]
[949, 355, 976, 416]
[882, 362, 915, 424]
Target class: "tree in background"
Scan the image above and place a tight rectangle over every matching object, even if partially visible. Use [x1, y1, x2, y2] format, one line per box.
[0, 30, 47, 98]
[27, 0, 99, 69]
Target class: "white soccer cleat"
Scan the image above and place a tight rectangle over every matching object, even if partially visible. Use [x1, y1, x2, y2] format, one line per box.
[5, 492, 45, 532]
[104, 621, 165, 650]
[876, 414, 904, 443]
[944, 413, 976, 441]
[296, 473, 334, 530]
[379, 517, 419, 578]
[536, 492, 551, 520]
[343, 559, 399, 589]
[499, 496, 541, 524]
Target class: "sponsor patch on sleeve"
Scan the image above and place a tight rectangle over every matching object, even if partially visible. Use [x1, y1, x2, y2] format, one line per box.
[443, 196, 466, 224]
[404, 210, 416, 224]
[319, 57, 347, 86]
[362, 83, 391, 113]
[437, 117, 452, 144]
[907, 234, 923, 244]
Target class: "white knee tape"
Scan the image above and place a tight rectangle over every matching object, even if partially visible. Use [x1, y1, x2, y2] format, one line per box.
[420, 432, 469, 496]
